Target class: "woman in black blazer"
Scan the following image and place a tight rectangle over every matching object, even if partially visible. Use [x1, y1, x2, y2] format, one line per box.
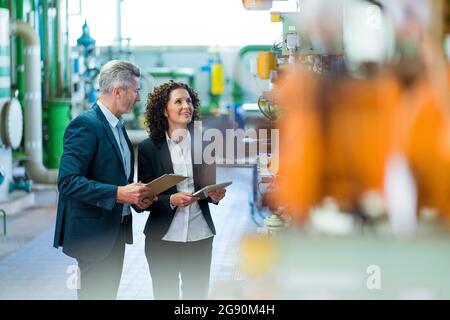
[138, 81, 226, 300]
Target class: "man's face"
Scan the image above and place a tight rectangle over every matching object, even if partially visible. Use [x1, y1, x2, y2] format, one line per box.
[118, 76, 141, 115]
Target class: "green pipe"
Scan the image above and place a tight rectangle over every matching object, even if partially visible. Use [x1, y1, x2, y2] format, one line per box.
[41, 0, 52, 99]
[232, 81, 245, 105]
[145, 68, 196, 89]
[40, 0, 64, 98]
[238, 44, 272, 59]
[56, 0, 70, 97]
[0, 0, 7, 9]
[39, 0, 47, 62]
[46, 99, 71, 169]
[209, 94, 221, 108]
[1, 209, 6, 236]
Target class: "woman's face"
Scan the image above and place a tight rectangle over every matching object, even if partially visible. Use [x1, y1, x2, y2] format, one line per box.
[165, 88, 194, 129]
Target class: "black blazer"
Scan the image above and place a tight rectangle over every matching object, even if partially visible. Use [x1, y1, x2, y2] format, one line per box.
[54, 104, 134, 262]
[137, 132, 217, 240]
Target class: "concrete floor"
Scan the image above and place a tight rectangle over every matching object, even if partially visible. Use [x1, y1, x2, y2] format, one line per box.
[0, 166, 258, 300]
[0, 190, 57, 260]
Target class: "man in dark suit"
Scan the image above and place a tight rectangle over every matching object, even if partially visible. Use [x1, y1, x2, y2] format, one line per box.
[53, 60, 154, 300]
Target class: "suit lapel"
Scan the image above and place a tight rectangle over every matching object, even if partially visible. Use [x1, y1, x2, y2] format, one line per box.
[123, 127, 134, 182]
[94, 104, 127, 179]
[154, 137, 178, 193]
[155, 137, 174, 175]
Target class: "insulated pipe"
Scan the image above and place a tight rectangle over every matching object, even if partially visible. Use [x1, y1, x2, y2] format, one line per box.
[10, 20, 58, 184]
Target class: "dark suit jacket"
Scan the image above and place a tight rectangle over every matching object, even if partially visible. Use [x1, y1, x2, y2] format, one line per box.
[53, 104, 134, 262]
[137, 131, 217, 240]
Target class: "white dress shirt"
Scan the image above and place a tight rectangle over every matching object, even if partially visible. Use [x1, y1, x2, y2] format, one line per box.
[162, 130, 214, 242]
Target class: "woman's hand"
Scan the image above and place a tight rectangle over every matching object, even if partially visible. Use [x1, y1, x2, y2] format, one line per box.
[170, 192, 199, 208]
[208, 188, 226, 203]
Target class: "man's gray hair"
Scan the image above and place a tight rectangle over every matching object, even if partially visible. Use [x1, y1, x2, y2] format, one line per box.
[98, 60, 141, 94]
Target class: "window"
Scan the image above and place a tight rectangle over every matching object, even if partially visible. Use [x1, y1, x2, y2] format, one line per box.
[69, 0, 116, 46]
[68, 0, 283, 46]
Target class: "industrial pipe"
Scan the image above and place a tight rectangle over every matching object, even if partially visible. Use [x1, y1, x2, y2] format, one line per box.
[10, 20, 58, 184]
[145, 67, 196, 89]
[115, 0, 122, 48]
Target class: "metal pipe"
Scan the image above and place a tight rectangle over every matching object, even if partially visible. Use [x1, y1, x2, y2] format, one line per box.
[10, 20, 58, 184]
[115, 0, 122, 47]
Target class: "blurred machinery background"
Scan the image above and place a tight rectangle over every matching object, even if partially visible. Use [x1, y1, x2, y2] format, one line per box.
[0, 0, 450, 300]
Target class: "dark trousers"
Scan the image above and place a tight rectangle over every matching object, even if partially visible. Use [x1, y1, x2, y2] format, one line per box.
[145, 237, 213, 300]
[76, 224, 126, 300]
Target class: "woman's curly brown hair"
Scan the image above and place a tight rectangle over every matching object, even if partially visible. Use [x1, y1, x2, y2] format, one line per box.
[144, 80, 200, 139]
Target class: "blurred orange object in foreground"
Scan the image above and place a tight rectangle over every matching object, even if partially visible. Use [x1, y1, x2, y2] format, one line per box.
[272, 69, 325, 223]
[273, 67, 406, 222]
[403, 69, 450, 219]
[273, 64, 450, 223]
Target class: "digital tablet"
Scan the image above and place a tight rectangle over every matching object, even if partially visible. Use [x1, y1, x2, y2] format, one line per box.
[192, 181, 232, 200]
